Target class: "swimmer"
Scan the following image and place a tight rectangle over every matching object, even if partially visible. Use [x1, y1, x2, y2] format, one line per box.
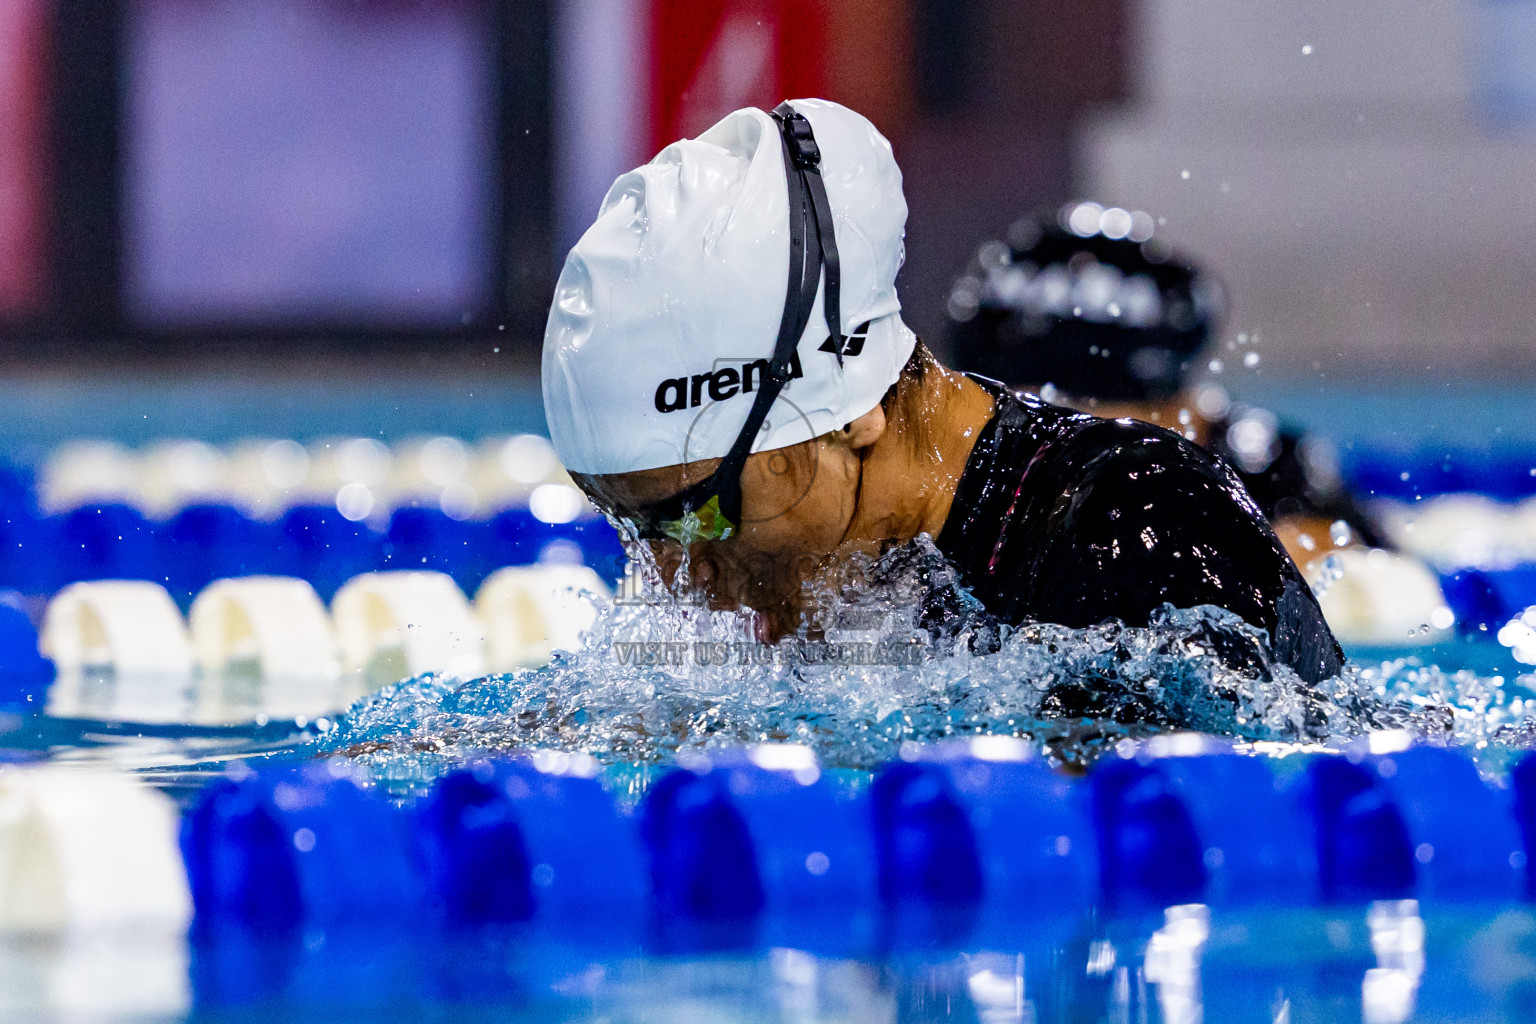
[543, 100, 1344, 685]
[945, 212, 1386, 564]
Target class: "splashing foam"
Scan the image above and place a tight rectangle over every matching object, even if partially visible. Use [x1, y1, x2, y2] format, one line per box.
[322, 537, 1535, 793]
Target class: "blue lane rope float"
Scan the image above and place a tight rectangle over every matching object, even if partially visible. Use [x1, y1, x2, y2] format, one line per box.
[1306, 745, 1524, 902]
[486, 505, 627, 586]
[872, 736, 1094, 911]
[416, 752, 647, 927]
[1090, 736, 1316, 908]
[0, 510, 54, 596]
[640, 746, 880, 952]
[57, 503, 161, 585]
[382, 506, 476, 584]
[161, 503, 281, 607]
[180, 761, 427, 933]
[0, 594, 53, 708]
[1347, 447, 1536, 502]
[175, 739, 1536, 944]
[274, 504, 384, 602]
[1440, 566, 1536, 635]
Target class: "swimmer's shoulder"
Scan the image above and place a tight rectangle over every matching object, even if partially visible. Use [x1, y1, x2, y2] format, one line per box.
[941, 376, 1265, 569]
[1057, 412, 1272, 530]
[965, 373, 1201, 445]
[964, 375, 1245, 502]
[959, 374, 1097, 456]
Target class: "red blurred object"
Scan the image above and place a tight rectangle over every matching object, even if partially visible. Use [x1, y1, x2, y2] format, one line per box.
[0, 0, 49, 317]
[648, 0, 829, 152]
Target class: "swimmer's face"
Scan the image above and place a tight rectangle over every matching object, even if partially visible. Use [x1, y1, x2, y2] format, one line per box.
[573, 413, 882, 642]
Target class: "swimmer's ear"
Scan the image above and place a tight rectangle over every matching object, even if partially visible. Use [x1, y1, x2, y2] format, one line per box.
[833, 405, 886, 450]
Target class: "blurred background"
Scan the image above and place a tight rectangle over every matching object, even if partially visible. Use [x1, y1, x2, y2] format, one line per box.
[0, 0, 1533, 585]
[3, 0, 1534, 439]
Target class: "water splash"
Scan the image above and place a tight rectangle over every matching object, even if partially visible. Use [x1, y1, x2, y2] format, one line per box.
[320, 538, 1536, 794]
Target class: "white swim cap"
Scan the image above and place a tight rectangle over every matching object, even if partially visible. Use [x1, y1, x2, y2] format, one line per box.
[542, 98, 915, 476]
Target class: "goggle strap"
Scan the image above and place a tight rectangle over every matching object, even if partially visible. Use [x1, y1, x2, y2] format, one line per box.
[781, 133, 822, 360]
[708, 104, 826, 527]
[773, 104, 841, 368]
[802, 149, 843, 367]
[653, 105, 834, 532]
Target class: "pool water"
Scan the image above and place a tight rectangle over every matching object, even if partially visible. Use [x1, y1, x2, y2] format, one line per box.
[3, 866, 1535, 1021]
[2, 533, 1534, 1022]
[322, 539, 1536, 791]
[160, 901, 1536, 1023]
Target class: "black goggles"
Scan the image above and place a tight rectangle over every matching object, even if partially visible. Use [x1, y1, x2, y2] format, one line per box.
[626, 103, 846, 544]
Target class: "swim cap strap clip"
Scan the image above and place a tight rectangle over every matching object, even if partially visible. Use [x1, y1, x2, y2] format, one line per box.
[773, 103, 843, 370]
[782, 114, 822, 169]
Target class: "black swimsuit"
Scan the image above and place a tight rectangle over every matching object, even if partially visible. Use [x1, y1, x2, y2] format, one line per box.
[1208, 411, 1386, 549]
[935, 378, 1344, 683]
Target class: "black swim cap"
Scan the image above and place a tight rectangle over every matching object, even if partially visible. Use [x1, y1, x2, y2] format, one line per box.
[946, 204, 1223, 401]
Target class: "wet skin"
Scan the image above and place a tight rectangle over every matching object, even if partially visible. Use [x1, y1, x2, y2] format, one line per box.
[573, 354, 997, 642]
